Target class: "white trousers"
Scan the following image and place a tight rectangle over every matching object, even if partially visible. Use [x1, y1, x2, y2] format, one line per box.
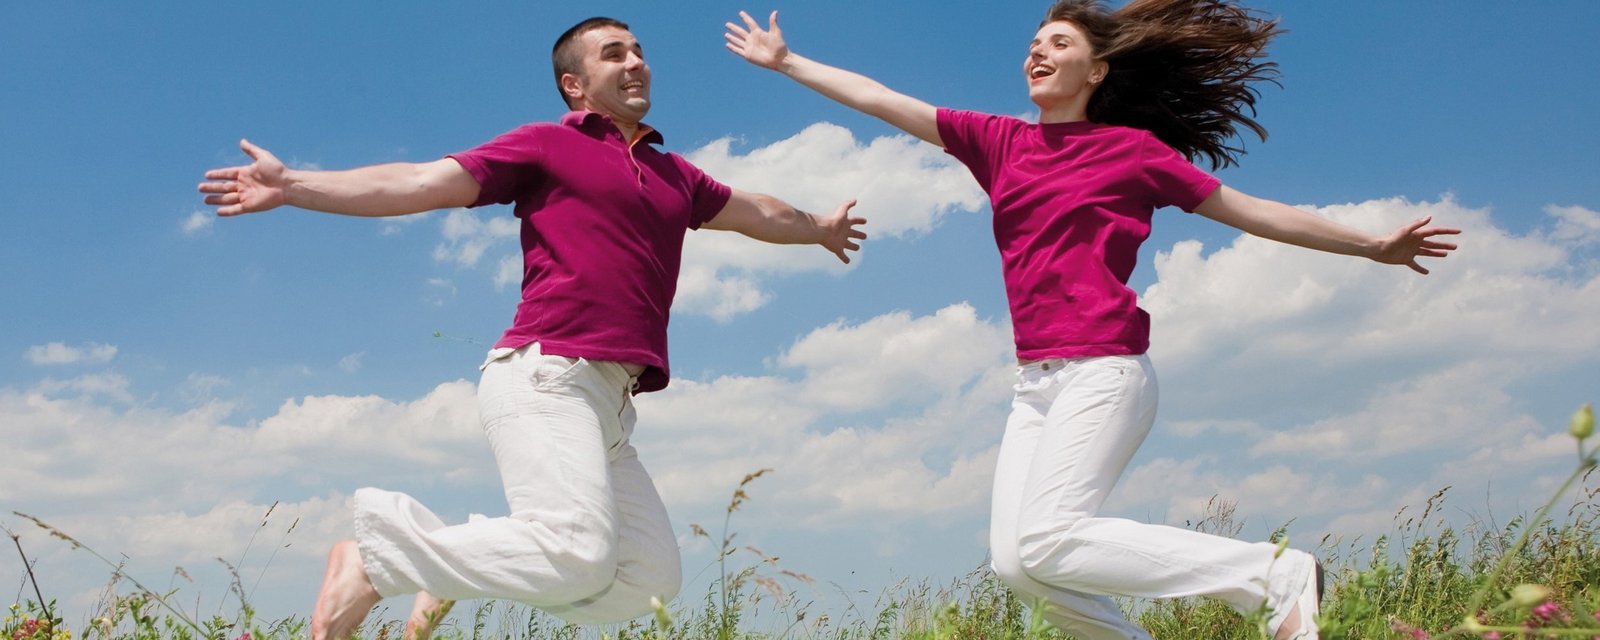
[352, 343, 680, 624]
[989, 355, 1314, 640]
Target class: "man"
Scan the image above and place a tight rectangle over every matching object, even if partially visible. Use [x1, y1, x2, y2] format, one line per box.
[199, 16, 865, 640]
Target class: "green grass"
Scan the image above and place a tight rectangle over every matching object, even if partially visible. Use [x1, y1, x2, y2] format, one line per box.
[8, 406, 1597, 640]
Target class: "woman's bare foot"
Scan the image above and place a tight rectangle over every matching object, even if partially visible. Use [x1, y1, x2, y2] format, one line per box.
[311, 540, 383, 640]
[1274, 558, 1324, 640]
[404, 592, 455, 640]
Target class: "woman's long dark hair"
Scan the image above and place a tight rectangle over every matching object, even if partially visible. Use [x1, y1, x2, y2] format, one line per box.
[1044, 0, 1282, 169]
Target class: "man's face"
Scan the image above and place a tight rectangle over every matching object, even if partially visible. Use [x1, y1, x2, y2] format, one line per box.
[567, 26, 652, 123]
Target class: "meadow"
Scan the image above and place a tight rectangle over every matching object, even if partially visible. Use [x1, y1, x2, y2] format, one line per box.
[7, 405, 1596, 640]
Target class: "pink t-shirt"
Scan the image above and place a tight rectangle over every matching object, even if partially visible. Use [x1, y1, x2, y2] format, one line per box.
[937, 108, 1220, 360]
[449, 111, 732, 392]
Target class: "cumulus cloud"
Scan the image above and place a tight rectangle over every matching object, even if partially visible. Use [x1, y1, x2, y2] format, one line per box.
[1107, 196, 1600, 542]
[638, 303, 1016, 526]
[1146, 197, 1600, 373]
[25, 341, 118, 365]
[673, 124, 987, 318]
[433, 208, 518, 268]
[181, 210, 214, 236]
[686, 123, 985, 238]
[1546, 204, 1600, 246]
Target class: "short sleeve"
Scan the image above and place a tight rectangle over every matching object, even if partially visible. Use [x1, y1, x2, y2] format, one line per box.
[674, 154, 733, 230]
[936, 108, 1016, 192]
[446, 124, 548, 208]
[1138, 133, 1220, 212]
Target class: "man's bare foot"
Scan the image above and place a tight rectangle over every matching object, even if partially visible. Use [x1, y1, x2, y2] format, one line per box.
[404, 592, 455, 640]
[311, 540, 383, 640]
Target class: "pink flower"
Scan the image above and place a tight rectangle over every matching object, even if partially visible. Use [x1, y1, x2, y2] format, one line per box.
[1530, 601, 1569, 624]
[234, 632, 252, 640]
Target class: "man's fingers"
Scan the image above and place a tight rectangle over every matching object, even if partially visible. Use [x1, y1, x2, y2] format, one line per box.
[768, 10, 781, 32]
[197, 181, 235, 194]
[204, 167, 241, 181]
[240, 138, 261, 158]
[739, 10, 760, 31]
[204, 193, 241, 206]
[724, 22, 749, 39]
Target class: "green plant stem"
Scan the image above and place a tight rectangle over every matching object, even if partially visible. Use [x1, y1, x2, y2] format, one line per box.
[8, 530, 55, 626]
[1463, 440, 1597, 616]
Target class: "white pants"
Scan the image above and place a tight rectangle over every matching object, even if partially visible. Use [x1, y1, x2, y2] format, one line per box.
[352, 343, 680, 624]
[989, 355, 1314, 640]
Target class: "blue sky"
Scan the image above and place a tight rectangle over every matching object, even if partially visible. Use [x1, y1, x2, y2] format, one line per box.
[4, 0, 1599, 634]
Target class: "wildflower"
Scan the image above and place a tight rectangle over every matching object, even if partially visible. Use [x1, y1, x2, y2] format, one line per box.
[1531, 600, 1567, 624]
[234, 632, 253, 640]
[1571, 403, 1594, 440]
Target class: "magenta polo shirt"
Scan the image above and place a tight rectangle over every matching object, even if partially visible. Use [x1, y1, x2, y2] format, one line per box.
[936, 108, 1220, 360]
[448, 111, 732, 392]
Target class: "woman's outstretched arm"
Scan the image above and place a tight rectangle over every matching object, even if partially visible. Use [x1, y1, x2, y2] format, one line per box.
[1194, 185, 1461, 274]
[726, 10, 942, 146]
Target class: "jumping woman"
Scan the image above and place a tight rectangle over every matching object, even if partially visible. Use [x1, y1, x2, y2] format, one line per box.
[724, 2, 1458, 638]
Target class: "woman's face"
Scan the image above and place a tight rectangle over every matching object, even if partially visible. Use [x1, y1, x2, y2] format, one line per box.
[1024, 20, 1106, 112]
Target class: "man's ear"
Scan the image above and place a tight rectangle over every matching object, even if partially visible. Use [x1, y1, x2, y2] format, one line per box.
[560, 72, 584, 104]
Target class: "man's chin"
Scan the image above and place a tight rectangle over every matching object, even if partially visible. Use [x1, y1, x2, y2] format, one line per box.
[623, 99, 651, 119]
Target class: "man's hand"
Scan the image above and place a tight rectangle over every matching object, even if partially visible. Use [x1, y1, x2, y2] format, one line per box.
[1371, 215, 1460, 275]
[198, 139, 287, 216]
[725, 10, 789, 71]
[820, 199, 866, 264]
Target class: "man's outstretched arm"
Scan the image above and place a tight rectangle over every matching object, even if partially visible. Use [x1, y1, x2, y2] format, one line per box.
[198, 139, 481, 217]
[702, 189, 866, 263]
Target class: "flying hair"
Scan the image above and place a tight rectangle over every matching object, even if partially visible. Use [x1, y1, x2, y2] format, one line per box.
[1043, 0, 1283, 169]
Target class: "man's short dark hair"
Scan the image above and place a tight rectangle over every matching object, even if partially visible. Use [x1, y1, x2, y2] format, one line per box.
[552, 17, 631, 109]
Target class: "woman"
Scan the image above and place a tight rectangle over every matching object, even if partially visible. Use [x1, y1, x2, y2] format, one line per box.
[725, 2, 1458, 639]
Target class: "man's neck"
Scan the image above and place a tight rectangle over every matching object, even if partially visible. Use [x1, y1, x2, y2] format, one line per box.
[613, 120, 641, 142]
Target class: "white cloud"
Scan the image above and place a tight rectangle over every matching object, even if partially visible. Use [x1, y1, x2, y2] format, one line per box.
[338, 352, 365, 373]
[639, 303, 1015, 526]
[180, 373, 231, 404]
[673, 124, 986, 319]
[181, 210, 214, 236]
[1146, 197, 1600, 373]
[382, 210, 433, 236]
[25, 341, 118, 365]
[686, 123, 985, 238]
[672, 266, 772, 323]
[433, 208, 518, 268]
[1547, 204, 1600, 246]
[493, 255, 521, 291]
